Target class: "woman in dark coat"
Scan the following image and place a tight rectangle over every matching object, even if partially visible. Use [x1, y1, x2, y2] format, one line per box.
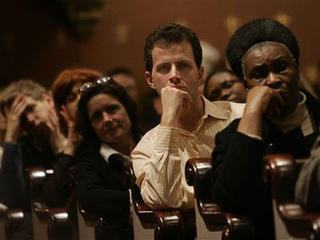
[76, 76, 142, 240]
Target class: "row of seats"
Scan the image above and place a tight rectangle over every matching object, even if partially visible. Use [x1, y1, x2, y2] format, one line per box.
[186, 154, 320, 240]
[0, 154, 318, 240]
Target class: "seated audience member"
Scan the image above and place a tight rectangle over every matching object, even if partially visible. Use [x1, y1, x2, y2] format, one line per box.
[197, 40, 223, 94]
[295, 129, 320, 211]
[210, 18, 320, 240]
[131, 23, 244, 239]
[108, 67, 139, 102]
[43, 68, 103, 207]
[204, 69, 247, 102]
[0, 79, 67, 240]
[76, 76, 142, 240]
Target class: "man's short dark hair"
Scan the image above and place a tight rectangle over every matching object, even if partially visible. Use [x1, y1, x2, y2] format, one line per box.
[144, 23, 202, 73]
[226, 18, 299, 80]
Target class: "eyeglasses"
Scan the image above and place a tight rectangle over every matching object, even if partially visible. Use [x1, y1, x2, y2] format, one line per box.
[78, 76, 112, 95]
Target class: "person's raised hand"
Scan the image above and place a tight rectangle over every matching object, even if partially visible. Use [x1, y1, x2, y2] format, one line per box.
[160, 86, 192, 128]
[59, 105, 83, 156]
[4, 94, 28, 143]
[45, 108, 67, 155]
[237, 86, 284, 137]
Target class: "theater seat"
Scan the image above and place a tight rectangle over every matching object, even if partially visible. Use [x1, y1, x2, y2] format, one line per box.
[264, 154, 320, 239]
[124, 163, 185, 240]
[185, 158, 254, 240]
[76, 201, 100, 240]
[25, 167, 75, 240]
[0, 204, 24, 240]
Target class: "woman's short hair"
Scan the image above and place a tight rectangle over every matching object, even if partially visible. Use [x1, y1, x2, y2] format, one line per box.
[226, 18, 299, 80]
[51, 68, 103, 110]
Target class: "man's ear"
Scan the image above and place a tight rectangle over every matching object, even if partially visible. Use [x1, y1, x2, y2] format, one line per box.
[197, 66, 204, 86]
[145, 71, 156, 89]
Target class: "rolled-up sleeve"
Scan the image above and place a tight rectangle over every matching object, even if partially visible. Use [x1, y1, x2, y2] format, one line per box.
[132, 126, 187, 209]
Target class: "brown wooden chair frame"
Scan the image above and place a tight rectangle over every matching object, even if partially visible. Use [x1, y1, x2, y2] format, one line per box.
[124, 163, 185, 240]
[185, 158, 255, 240]
[264, 154, 320, 239]
[25, 167, 76, 240]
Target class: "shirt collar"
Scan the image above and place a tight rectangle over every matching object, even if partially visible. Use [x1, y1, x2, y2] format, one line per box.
[201, 95, 230, 120]
[100, 143, 120, 164]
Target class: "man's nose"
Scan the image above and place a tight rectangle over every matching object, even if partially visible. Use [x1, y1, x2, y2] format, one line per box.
[266, 72, 282, 88]
[169, 65, 181, 84]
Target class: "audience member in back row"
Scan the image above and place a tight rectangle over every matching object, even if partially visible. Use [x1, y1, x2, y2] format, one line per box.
[108, 67, 140, 103]
[210, 18, 320, 240]
[76, 76, 142, 240]
[43, 68, 103, 207]
[204, 69, 247, 102]
[0, 79, 66, 240]
[132, 23, 244, 239]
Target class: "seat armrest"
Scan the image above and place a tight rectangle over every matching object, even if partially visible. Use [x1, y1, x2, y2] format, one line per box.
[154, 211, 184, 240]
[78, 204, 100, 227]
[186, 158, 254, 238]
[264, 154, 320, 238]
[185, 158, 212, 189]
[126, 163, 185, 239]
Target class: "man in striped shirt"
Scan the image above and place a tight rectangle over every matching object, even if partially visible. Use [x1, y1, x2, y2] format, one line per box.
[131, 23, 244, 215]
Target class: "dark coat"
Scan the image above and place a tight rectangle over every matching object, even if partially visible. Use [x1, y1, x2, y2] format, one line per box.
[76, 151, 133, 240]
[210, 91, 320, 240]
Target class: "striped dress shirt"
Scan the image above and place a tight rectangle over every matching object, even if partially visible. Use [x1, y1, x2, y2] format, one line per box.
[132, 96, 245, 210]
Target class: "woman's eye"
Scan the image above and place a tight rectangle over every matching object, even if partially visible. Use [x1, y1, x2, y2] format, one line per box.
[90, 112, 102, 122]
[66, 93, 77, 103]
[275, 62, 287, 73]
[209, 91, 219, 101]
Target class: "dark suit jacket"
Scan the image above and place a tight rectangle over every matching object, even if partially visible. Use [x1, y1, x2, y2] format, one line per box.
[76, 151, 133, 240]
[210, 91, 320, 240]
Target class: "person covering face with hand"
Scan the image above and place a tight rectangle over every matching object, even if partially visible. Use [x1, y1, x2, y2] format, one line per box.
[209, 18, 320, 240]
[131, 23, 244, 240]
[0, 79, 67, 240]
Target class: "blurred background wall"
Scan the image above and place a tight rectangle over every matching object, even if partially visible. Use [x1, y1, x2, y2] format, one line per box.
[1, 0, 320, 94]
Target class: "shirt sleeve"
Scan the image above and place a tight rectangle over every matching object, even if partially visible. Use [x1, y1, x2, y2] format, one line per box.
[132, 126, 186, 209]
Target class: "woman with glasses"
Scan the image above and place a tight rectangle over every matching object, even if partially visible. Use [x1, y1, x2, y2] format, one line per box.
[76, 77, 142, 240]
[43, 68, 103, 207]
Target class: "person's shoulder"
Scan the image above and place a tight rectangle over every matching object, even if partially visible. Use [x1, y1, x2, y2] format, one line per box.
[77, 150, 101, 165]
[209, 100, 245, 119]
[138, 124, 161, 140]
